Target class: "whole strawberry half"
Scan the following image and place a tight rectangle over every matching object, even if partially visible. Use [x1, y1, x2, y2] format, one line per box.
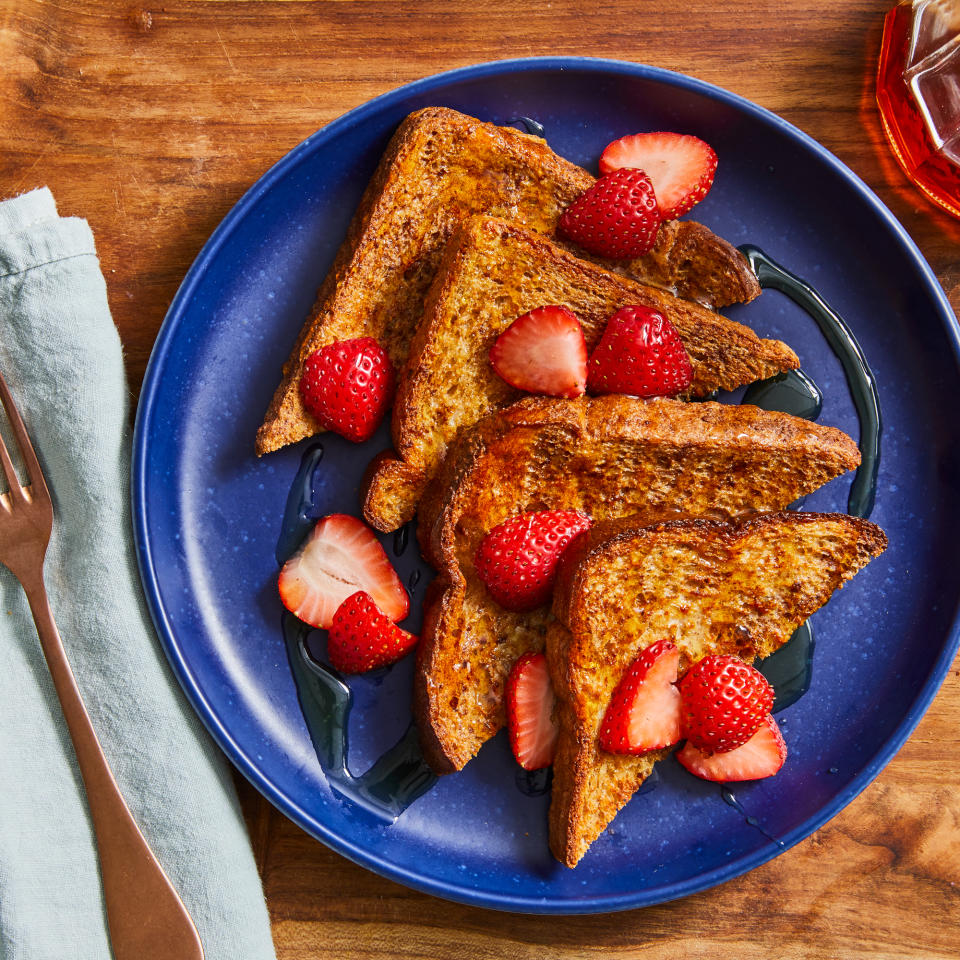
[278, 513, 408, 629]
[558, 168, 661, 260]
[300, 337, 395, 443]
[507, 651, 559, 770]
[327, 591, 418, 674]
[599, 132, 718, 220]
[599, 639, 682, 754]
[490, 305, 587, 398]
[676, 713, 786, 782]
[680, 654, 775, 754]
[587, 305, 693, 398]
[474, 509, 592, 611]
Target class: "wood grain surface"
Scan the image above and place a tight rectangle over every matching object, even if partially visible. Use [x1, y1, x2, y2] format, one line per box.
[2, 1, 959, 957]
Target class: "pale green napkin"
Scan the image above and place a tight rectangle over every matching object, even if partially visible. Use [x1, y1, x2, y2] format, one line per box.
[0, 188, 276, 960]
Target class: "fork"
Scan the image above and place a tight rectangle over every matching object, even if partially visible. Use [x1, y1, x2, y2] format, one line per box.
[0, 369, 204, 960]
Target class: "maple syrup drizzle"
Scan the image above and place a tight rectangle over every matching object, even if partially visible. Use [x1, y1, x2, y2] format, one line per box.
[739, 244, 881, 519]
[281, 613, 436, 822]
[508, 116, 546, 137]
[712, 248, 882, 844]
[516, 767, 553, 796]
[276, 443, 436, 821]
[741, 247, 881, 718]
[742, 368, 822, 421]
[720, 787, 785, 847]
[275, 441, 325, 565]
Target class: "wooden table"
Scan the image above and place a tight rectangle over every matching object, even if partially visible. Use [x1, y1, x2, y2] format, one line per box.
[3, 1, 959, 956]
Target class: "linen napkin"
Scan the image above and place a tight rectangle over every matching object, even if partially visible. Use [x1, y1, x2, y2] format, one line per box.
[0, 188, 276, 960]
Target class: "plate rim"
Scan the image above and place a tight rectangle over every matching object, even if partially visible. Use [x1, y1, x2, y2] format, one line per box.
[132, 55, 960, 914]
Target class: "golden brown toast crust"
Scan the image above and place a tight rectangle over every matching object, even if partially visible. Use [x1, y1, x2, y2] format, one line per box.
[362, 215, 798, 531]
[547, 511, 887, 867]
[414, 395, 862, 775]
[256, 107, 761, 456]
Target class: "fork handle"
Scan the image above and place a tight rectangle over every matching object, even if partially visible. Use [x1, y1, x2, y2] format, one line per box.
[24, 577, 205, 960]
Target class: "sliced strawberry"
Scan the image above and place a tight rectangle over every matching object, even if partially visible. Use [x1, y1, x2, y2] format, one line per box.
[278, 513, 407, 629]
[599, 132, 718, 219]
[680, 654, 775, 753]
[300, 337, 395, 443]
[587, 305, 693, 398]
[507, 652, 559, 770]
[474, 509, 592, 611]
[490, 305, 587, 398]
[558, 168, 661, 260]
[326, 591, 418, 673]
[676, 714, 787, 782]
[599, 640, 682, 754]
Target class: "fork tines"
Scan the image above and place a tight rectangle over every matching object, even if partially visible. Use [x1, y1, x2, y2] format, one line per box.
[0, 369, 49, 504]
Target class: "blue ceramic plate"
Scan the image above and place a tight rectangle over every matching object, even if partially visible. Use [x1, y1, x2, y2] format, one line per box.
[133, 58, 960, 913]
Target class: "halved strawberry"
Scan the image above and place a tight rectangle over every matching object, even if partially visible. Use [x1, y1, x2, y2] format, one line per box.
[327, 591, 418, 673]
[676, 714, 787, 782]
[558, 168, 661, 259]
[599, 640, 682, 754]
[507, 652, 559, 770]
[490, 305, 587, 398]
[680, 654, 775, 753]
[278, 513, 407, 629]
[599, 132, 718, 220]
[587, 305, 693, 398]
[300, 337, 395, 443]
[474, 509, 592, 611]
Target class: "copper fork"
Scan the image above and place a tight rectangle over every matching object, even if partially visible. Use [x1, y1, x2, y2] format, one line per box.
[0, 369, 204, 960]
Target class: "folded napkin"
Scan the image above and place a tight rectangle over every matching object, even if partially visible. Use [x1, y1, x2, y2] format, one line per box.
[0, 189, 276, 960]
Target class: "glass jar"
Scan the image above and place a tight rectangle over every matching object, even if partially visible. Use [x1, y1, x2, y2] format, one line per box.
[876, 0, 960, 218]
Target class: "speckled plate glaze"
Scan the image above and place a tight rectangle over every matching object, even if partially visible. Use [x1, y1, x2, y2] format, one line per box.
[132, 58, 960, 913]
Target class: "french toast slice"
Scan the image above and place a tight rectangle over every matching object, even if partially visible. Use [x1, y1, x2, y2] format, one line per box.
[415, 395, 862, 775]
[256, 106, 761, 456]
[547, 511, 887, 867]
[363, 215, 798, 531]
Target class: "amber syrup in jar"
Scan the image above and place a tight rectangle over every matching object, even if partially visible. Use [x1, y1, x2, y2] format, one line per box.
[877, 1, 960, 218]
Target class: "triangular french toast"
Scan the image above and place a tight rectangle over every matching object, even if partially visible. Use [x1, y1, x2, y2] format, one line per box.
[415, 395, 862, 775]
[256, 107, 761, 456]
[547, 511, 887, 867]
[363, 214, 798, 532]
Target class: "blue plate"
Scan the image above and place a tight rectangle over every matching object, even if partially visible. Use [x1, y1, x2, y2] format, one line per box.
[132, 58, 960, 913]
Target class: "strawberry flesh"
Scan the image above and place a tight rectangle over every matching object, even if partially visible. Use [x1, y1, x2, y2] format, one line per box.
[490, 305, 587, 398]
[507, 652, 559, 770]
[327, 591, 418, 673]
[676, 714, 787, 782]
[599, 132, 718, 220]
[680, 654, 775, 753]
[558, 168, 661, 259]
[587, 305, 693, 398]
[474, 509, 592, 611]
[300, 337, 395, 443]
[278, 513, 408, 629]
[600, 639, 682, 754]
